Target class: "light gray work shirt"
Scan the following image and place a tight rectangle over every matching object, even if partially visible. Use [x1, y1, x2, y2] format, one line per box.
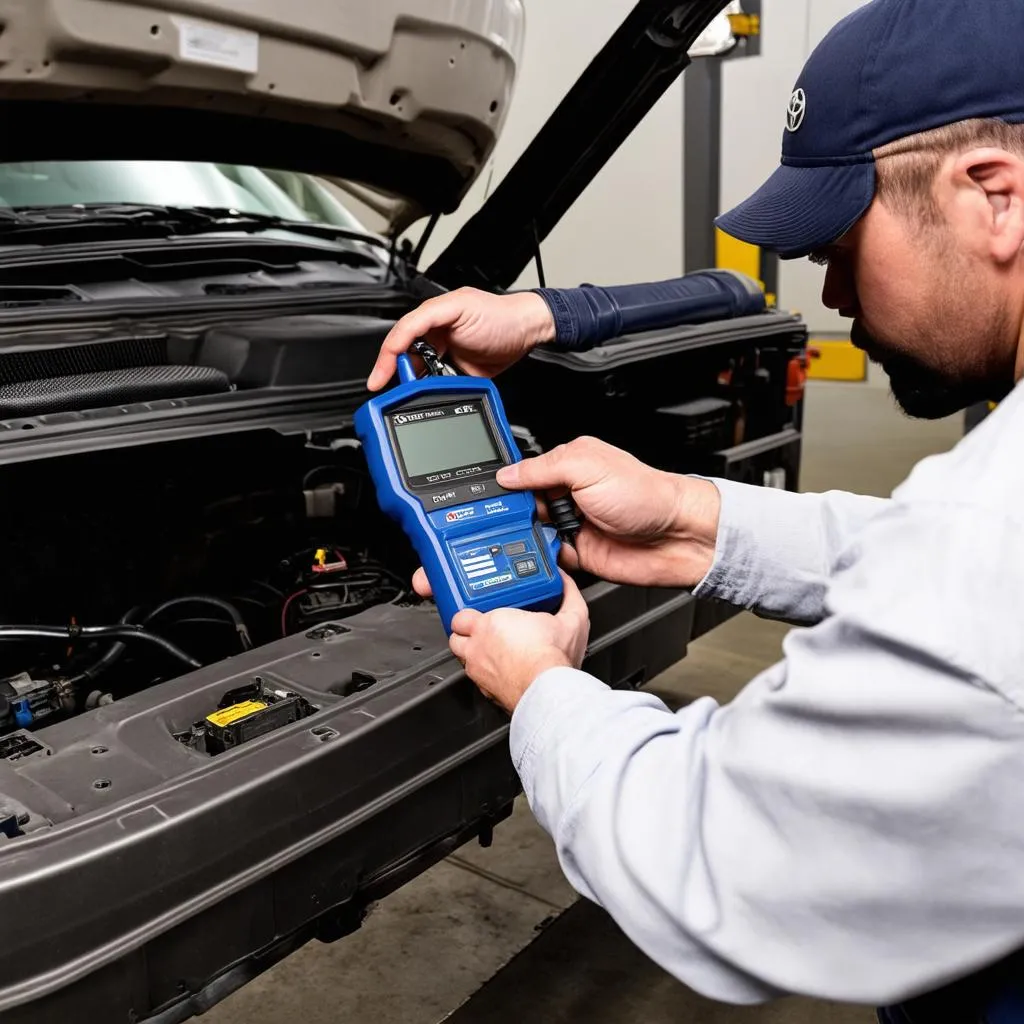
[510, 381, 1024, 1007]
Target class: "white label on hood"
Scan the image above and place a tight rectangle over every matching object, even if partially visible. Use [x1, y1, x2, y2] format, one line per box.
[173, 17, 259, 74]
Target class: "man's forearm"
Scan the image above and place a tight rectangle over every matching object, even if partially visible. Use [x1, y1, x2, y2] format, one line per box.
[695, 478, 890, 625]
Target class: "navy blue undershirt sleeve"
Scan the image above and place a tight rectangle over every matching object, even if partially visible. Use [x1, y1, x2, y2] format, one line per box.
[532, 270, 766, 351]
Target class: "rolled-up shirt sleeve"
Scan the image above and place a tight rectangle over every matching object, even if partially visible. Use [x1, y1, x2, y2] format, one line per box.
[533, 271, 766, 351]
[694, 478, 890, 625]
[510, 497, 1024, 1006]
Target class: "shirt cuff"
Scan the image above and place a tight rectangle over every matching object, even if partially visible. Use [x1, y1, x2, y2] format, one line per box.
[690, 475, 758, 604]
[689, 476, 833, 624]
[510, 666, 609, 788]
[531, 288, 585, 351]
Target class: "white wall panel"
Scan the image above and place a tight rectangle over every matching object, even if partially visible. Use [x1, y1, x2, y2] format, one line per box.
[418, 0, 683, 289]
[723, 0, 869, 333]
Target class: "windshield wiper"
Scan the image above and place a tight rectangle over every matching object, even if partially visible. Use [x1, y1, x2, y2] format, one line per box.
[0, 203, 410, 285]
[0, 203, 212, 232]
[184, 207, 395, 255]
[0, 203, 391, 254]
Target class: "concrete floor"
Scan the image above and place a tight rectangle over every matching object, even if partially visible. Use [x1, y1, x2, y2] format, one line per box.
[206, 378, 965, 1024]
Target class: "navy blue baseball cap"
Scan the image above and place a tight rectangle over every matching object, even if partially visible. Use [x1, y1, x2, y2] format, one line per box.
[716, 0, 1024, 259]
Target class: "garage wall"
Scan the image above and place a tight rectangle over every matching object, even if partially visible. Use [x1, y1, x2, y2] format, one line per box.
[416, 0, 684, 290]
[721, 0, 868, 333]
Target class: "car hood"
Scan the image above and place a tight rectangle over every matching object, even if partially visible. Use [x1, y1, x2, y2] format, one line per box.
[0, 0, 729, 269]
[0, 0, 524, 232]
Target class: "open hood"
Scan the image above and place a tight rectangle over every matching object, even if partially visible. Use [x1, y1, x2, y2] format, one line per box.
[428, 0, 731, 290]
[0, 0, 524, 230]
[0, 0, 728, 263]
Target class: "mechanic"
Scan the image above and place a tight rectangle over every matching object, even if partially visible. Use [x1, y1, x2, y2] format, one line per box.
[367, 2, 1024, 1020]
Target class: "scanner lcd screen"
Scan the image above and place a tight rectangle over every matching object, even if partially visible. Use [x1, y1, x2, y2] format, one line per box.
[393, 410, 500, 479]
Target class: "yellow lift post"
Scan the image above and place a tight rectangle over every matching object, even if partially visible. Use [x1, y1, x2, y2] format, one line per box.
[686, 6, 865, 383]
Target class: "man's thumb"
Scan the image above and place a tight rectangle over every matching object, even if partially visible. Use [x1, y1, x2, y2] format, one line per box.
[497, 452, 565, 492]
[495, 463, 522, 489]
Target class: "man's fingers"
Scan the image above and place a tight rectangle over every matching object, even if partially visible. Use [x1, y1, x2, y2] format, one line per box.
[367, 317, 424, 390]
[367, 350, 400, 392]
[556, 544, 581, 571]
[451, 608, 484, 636]
[497, 451, 567, 491]
[449, 633, 468, 663]
[557, 570, 588, 622]
[412, 568, 432, 598]
[367, 300, 455, 390]
[496, 439, 605, 493]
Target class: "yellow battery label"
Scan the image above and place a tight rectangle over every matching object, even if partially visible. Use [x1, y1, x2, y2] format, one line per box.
[206, 700, 268, 728]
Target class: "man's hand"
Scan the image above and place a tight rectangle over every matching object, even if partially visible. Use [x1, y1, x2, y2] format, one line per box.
[445, 571, 590, 713]
[367, 287, 556, 391]
[499, 437, 722, 589]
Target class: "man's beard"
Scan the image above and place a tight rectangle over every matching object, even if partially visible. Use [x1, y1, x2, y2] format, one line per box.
[850, 321, 1012, 420]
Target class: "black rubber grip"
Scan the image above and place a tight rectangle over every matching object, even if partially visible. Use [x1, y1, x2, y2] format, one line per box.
[546, 493, 583, 545]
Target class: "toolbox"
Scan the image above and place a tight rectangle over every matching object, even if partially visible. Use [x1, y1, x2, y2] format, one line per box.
[500, 309, 809, 491]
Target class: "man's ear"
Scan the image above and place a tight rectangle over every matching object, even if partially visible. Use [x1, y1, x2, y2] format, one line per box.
[949, 147, 1024, 264]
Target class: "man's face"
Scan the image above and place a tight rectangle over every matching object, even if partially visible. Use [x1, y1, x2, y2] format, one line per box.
[814, 198, 1018, 419]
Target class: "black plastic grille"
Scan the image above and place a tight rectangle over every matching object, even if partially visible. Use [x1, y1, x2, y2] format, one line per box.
[0, 335, 168, 386]
[0, 365, 230, 417]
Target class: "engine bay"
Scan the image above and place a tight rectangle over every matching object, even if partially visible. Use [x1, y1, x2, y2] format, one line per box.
[0, 426, 425, 744]
[0, 300, 803, 754]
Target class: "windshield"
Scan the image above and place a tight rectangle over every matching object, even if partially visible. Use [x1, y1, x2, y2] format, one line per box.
[0, 161, 373, 232]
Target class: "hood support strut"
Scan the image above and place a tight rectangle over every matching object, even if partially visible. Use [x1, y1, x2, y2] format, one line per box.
[427, 0, 730, 292]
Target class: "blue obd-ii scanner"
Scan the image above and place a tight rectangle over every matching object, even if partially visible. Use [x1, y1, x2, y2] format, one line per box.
[355, 343, 566, 634]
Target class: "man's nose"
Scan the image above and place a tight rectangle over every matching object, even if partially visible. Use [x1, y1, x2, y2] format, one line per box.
[821, 262, 859, 317]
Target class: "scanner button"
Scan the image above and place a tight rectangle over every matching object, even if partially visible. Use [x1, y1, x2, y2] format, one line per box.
[513, 557, 539, 577]
[504, 541, 527, 556]
[489, 545, 502, 556]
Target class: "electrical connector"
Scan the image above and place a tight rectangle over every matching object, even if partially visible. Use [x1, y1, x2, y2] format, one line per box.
[546, 493, 584, 546]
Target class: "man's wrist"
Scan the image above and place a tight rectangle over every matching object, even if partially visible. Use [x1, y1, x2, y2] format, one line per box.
[526, 292, 558, 346]
[668, 475, 722, 585]
[510, 665, 609, 776]
[501, 650, 573, 714]
[522, 650, 573, 689]
[508, 290, 558, 347]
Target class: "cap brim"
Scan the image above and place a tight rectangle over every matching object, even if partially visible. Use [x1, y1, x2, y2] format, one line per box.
[715, 160, 876, 259]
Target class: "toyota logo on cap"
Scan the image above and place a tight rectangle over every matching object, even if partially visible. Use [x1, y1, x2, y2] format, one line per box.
[786, 88, 806, 132]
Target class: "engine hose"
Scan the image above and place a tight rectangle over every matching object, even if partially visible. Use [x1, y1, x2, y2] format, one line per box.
[142, 595, 251, 650]
[64, 607, 140, 687]
[66, 596, 251, 687]
[306, 564, 408, 592]
[0, 624, 202, 670]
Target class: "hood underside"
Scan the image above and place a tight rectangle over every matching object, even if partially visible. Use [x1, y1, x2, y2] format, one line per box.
[0, 1, 732, 279]
[0, 0, 523, 230]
